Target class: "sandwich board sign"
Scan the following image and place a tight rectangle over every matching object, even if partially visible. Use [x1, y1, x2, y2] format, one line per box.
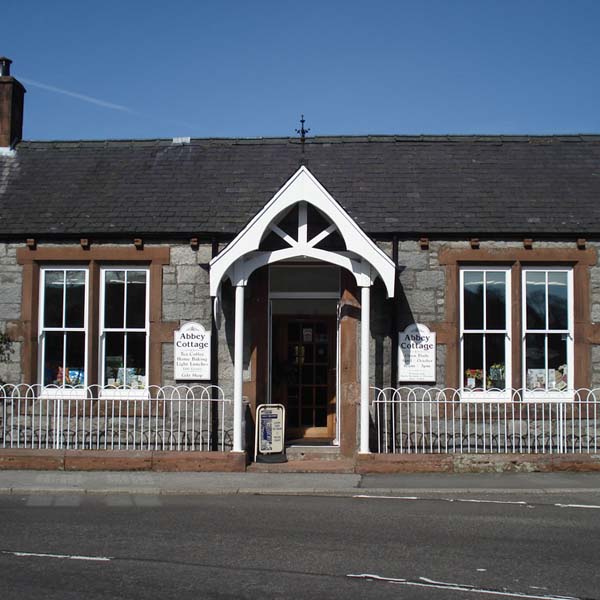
[174, 322, 211, 380]
[255, 404, 286, 463]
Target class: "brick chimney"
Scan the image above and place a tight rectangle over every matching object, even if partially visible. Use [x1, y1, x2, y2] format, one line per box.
[0, 57, 26, 148]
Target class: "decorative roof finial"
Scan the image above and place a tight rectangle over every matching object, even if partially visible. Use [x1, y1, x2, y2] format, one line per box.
[295, 114, 310, 153]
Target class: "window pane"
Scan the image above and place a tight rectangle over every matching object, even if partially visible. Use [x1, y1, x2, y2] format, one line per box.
[485, 272, 506, 330]
[287, 322, 299, 343]
[287, 406, 299, 427]
[126, 271, 147, 328]
[525, 333, 545, 389]
[43, 271, 64, 328]
[126, 332, 147, 388]
[301, 407, 313, 426]
[463, 271, 483, 330]
[104, 271, 125, 328]
[315, 408, 327, 426]
[315, 387, 327, 407]
[463, 333, 483, 388]
[302, 365, 314, 384]
[548, 334, 568, 390]
[104, 332, 125, 386]
[315, 365, 328, 384]
[486, 334, 506, 389]
[43, 331, 64, 386]
[65, 271, 86, 328]
[548, 272, 568, 330]
[526, 271, 546, 330]
[65, 331, 86, 387]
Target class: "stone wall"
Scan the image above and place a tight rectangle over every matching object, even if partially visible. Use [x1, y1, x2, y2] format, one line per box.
[1, 237, 600, 396]
[371, 240, 447, 389]
[0, 243, 22, 382]
[372, 239, 600, 391]
[161, 243, 212, 387]
[588, 241, 600, 389]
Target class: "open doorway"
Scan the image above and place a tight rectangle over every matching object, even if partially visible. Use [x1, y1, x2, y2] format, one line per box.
[269, 265, 340, 443]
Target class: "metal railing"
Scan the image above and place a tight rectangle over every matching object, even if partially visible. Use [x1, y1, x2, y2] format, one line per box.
[0, 384, 232, 452]
[372, 387, 600, 454]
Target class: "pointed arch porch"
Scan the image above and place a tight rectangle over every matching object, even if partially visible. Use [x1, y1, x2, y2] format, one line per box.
[209, 167, 396, 455]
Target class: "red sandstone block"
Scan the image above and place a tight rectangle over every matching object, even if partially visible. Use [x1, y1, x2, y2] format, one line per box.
[356, 454, 453, 474]
[0, 449, 64, 470]
[151, 451, 247, 472]
[64, 450, 152, 471]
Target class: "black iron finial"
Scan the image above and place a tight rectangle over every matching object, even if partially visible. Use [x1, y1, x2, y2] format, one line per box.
[295, 114, 310, 153]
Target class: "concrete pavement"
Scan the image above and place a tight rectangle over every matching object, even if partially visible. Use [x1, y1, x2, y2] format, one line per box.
[2, 470, 600, 496]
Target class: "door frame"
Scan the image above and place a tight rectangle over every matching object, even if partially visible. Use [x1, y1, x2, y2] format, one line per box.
[267, 264, 341, 445]
[271, 315, 338, 440]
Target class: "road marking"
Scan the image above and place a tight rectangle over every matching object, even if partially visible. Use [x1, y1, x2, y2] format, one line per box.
[555, 503, 600, 509]
[1, 550, 111, 562]
[347, 573, 585, 600]
[353, 495, 419, 500]
[353, 495, 529, 506]
[452, 499, 528, 505]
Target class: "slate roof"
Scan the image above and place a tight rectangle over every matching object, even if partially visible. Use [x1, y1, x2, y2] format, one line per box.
[1, 135, 599, 238]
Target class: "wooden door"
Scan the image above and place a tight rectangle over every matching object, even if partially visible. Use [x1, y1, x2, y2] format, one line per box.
[272, 316, 336, 440]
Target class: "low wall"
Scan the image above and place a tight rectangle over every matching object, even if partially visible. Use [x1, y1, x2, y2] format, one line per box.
[356, 453, 600, 473]
[0, 449, 247, 472]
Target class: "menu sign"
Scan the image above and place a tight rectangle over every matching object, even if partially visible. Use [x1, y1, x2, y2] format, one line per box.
[174, 322, 211, 380]
[398, 323, 436, 382]
[256, 404, 285, 456]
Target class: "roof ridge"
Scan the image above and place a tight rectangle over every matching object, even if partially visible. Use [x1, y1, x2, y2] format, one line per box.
[14, 133, 600, 148]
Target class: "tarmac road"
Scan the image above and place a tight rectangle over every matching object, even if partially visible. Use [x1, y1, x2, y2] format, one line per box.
[0, 488, 599, 599]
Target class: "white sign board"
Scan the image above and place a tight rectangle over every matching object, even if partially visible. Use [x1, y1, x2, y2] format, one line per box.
[256, 404, 285, 456]
[398, 323, 436, 382]
[174, 322, 211, 380]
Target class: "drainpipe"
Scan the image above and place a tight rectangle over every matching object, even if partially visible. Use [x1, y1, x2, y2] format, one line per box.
[210, 237, 219, 450]
[210, 238, 219, 389]
[391, 236, 399, 386]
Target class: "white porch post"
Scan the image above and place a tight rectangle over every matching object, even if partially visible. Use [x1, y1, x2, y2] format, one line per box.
[233, 284, 245, 453]
[360, 284, 371, 454]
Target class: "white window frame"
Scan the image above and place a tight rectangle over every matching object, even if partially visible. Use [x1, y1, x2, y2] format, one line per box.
[521, 266, 574, 400]
[99, 266, 150, 398]
[460, 266, 512, 400]
[38, 266, 89, 397]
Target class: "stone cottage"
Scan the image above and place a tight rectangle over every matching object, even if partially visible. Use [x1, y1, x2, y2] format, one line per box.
[2, 57, 600, 471]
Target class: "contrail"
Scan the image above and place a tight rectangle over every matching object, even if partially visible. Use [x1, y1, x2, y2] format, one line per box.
[19, 77, 134, 113]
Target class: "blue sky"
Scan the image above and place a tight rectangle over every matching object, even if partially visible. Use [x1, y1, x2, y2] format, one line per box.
[4, 0, 600, 139]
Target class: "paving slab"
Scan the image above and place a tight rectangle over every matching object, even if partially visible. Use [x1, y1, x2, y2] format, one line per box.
[360, 472, 600, 493]
[1, 470, 600, 497]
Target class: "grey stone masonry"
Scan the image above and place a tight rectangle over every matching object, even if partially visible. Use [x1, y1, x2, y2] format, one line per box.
[0, 244, 22, 382]
[372, 239, 600, 391]
[162, 244, 212, 324]
[161, 243, 215, 387]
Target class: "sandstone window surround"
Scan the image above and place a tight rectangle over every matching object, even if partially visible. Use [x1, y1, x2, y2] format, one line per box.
[16, 246, 171, 388]
[438, 246, 597, 393]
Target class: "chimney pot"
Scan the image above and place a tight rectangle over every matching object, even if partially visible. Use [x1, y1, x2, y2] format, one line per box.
[0, 57, 12, 77]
